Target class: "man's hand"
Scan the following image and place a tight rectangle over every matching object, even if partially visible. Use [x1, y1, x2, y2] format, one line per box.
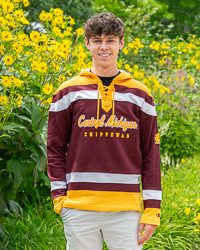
[137, 223, 156, 246]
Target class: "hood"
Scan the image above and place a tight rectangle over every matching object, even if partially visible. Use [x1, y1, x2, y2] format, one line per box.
[78, 68, 134, 129]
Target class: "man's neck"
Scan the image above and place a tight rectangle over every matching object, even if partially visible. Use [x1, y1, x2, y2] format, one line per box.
[91, 65, 119, 77]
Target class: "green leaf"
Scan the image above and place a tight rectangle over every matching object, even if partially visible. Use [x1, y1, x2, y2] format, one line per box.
[32, 154, 46, 172]
[12, 113, 32, 123]
[8, 200, 23, 216]
[31, 101, 44, 132]
[0, 224, 5, 239]
[3, 122, 24, 131]
[39, 172, 50, 186]
[7, 157, 35, 188]
[23, 174, 34, 194]
[0, 193, 7, 217]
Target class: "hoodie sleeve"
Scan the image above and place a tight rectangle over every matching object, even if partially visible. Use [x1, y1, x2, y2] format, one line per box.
[139, 93, 162, 226]
[47, 88, 72, 213]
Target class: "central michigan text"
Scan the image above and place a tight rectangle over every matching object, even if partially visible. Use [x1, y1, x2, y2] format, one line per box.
[78, 115, 138, 132]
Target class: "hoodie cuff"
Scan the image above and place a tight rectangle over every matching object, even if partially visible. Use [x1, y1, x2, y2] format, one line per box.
[140, 208, 161, 226]
[53, 196, 67, 214]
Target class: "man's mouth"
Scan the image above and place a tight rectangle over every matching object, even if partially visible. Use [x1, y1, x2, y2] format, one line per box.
[98, 53, 111, 57]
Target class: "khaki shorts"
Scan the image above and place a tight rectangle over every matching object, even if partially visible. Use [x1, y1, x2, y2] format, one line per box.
[60, 208, 143, 250]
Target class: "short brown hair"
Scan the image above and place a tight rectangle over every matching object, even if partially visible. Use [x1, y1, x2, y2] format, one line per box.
[84, 12, 125, 41]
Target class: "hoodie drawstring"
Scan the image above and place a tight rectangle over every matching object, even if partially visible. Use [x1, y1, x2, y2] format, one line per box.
[95, 83, 115, 129]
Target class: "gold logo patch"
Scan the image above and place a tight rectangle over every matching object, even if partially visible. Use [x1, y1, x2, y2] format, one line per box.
[155, 133, 160, 144]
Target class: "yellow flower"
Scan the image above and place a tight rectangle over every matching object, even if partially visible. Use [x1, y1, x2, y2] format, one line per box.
[38, 62, 47, 73]
[193, 218, 199, 224]
[134, 50, 138, 54]
[31, 61, 38, 71]
[184, 207, 191, 215]
[53, 8, 63, 16]
[39, 12, 47, 22]
[190, 78, 195, 85]
[23, 0, 30, 7]
[14, 10, 24, 19]
[196, 199, 200, 206]
[181, 159, 185, 163]
[123, 48, 128, 55]
[143, 78, 148, 84]
[194, 229, 199, 232]
[184, 198, 188, 202]
[21, 17, 30, 25]
[124, 64, 130, 70]
[16, 95, 23, 107]
[2, 1, 14, 13]
[12, 42, 23, 53]
[76, 28, 84, 35]
[1, 76, 12, 88]
[30, 31, 40, 43]
[0, 45, 5, 55]
[0, 17, 7, 26]
[160, 88, 165, 94]
[42, 83, 53, 95]
[46, 97, 52, 105]
[14, 78, 23, 87]
[1, 31, 12, 42]
[87, 61, 93, 68]
[59, 76, 66, 82]
[40, 34, 47, 42]
[3, 55, 14, 65]
[0, 95, 8, 105]
[68, 70, 72, 76]
[46, 13, 53, 21]
[128, 43, 134, 48]
[172, 202, 177, 207]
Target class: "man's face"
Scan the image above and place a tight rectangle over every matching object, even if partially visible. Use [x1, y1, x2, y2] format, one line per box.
[85, 33, 124, 71]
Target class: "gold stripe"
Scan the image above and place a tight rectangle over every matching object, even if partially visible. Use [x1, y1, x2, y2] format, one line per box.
[54, 69, 152, 97]
[62, 190, 143, 212]
[114, 71, 152, 97]
[140, 208, 161, 226]
[54, 74, 101, 95]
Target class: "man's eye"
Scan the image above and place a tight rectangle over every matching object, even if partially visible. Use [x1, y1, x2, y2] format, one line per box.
[108, 40, 114, 42]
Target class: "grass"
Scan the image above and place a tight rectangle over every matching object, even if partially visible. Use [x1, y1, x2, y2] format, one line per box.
[0, 157, 200, 250]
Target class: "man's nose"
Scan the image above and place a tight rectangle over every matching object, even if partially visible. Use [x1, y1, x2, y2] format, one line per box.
[100, 41, 108, 49]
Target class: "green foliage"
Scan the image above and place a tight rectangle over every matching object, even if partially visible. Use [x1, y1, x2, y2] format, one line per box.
[0, 1, 86, 238]
[118, 34, 200, 166]
[143, 158, 200, 249]
[0, 198, 65, 249]
[26, 0, 94, 29]
[1, 158, 199, 249]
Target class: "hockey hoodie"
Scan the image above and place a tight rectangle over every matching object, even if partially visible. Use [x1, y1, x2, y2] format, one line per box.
[47, 69, 162, 226]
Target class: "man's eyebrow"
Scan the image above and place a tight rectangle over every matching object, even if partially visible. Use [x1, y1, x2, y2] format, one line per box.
[91, 36, 117, 40]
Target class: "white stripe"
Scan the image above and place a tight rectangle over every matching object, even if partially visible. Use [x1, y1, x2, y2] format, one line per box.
[66, 172, 141, 185]
[50, 181, 67, 191]
[114, 92, 156, 116]
[50, 90, 156, 116]
[142, 190, 162, 200]
[49, 90, 97, 112]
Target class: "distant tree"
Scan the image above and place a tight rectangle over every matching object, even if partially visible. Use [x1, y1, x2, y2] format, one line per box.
[26, 0, 94, 29]
[93, 0, 200, 39]
[155, 0, 200, 38]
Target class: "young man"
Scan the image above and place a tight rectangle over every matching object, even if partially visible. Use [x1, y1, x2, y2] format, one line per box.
[47, 12, 162, 250]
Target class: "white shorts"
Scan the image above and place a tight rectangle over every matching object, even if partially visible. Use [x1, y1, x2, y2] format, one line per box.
[60, 208, 143, 250]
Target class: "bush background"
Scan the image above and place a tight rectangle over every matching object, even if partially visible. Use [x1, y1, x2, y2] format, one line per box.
[0, 0, 200, 249]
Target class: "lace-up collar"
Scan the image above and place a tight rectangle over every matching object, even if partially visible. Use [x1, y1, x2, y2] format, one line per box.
[96, 80, 116, 129]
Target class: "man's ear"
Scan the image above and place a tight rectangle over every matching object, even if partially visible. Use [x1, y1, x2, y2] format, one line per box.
[119, 37, 125, 50]
[85, 37, 90, 50]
